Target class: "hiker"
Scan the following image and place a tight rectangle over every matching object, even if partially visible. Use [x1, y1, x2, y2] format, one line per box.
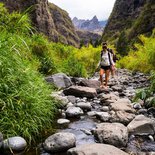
[102, 42, 118, 78]
[99, 44, 115, 88]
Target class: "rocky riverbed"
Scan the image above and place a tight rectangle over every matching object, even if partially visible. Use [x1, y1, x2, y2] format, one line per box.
[1, 69, 155, 155]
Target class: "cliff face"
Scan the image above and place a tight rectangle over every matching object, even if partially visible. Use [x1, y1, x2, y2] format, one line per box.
[102, 0, 155, 42]
[1, 0, 79, 47]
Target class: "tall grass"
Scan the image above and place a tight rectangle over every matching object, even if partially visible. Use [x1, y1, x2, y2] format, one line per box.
[0, 3, 58, 144]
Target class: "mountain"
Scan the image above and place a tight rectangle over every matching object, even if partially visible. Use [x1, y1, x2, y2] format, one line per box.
[1, 0, 80, 47]
[102, 0, 155, 45]
[72, 16, 107, 33]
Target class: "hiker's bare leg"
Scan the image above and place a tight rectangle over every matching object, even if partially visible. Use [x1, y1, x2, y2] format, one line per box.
[105, 69, 110, 87]
[100, 69, 104, 87]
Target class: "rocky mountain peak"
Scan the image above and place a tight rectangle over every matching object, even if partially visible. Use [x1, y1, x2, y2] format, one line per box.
[91, 15, 98, 22]
[72, 16, 106, 33]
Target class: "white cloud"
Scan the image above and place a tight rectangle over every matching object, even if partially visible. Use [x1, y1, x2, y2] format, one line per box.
[48, 0, 116, 20]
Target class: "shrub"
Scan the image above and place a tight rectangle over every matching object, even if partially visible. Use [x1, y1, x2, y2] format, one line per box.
[117, 30, 155, 73]
[0, 4, 58, 144]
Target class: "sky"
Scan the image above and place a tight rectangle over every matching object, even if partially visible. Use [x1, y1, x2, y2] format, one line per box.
[49, 0, 116, 21]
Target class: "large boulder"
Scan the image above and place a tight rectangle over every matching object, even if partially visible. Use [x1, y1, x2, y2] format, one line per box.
[66, 107, 84, 118]
[110, 111, 136, 125]
[127, 115, 155, 135]
[45, 73, 72, 89]
[2, 136, 27, 152]
[100, 93, 120, 105]
[78, 79, 100, 88]
[67, 143, 129, 155]
[43, 132, 76, 153]
[94, 123, 128, 147]
[110, 99, 135, 113]
[63, 86, 97, 98]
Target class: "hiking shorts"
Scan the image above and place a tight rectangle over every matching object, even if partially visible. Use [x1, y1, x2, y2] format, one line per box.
[100, 66, 111, 71]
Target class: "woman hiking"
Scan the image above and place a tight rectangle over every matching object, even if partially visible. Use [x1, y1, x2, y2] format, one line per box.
[99, 43, 115, 88]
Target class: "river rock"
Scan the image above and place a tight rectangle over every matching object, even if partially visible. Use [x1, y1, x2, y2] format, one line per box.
[57, 119, 70, 125]
[100, 93, 120, 105]
[78, 79, 100, 88]
[45, 73, 72, 89]
[111, 85, 123, 92]
[110, 111, 135, 125]
[51, 92, 69, 107]
[63, 86, 97, 98]
[95, 112, 111, 122]
[110, 98, 135, 113]
[43, 132, 76, 153]
[94, 123, 128, 147]
[76, 102, 92, 111]
[67, 143, 129, 155]
[100, 106, 109, 112]
[127, 115, 155, 135]
[2, 136, 27, 152]
[66, 107, 84, 118]
[67, 95, 77, 104]
[87, 111, 96, 117]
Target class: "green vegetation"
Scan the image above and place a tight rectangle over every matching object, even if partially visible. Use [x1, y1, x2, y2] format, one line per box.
[102, 0, 155, 56]
[0, 3, 102, 144]
[117, 31, 155, 73]
[134, 71, 155, 107]
[0, 3, 58, 143]
[117, 30, 155, 107]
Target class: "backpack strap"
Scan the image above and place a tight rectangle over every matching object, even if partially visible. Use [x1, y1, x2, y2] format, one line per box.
[108, 52, 112, 66]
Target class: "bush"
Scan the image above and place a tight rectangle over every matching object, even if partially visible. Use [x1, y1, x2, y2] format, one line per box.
[0, 4, 58, 144]
[117, 30, 155, 73]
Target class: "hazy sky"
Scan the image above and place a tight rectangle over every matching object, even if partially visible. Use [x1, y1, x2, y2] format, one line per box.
[49, 0, 116, 21]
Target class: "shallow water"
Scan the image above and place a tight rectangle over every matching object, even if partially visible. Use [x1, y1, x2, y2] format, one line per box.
[24, 116, 97, 155]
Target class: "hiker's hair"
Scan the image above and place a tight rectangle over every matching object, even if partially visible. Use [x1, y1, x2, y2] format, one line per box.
[102, 42, 107, 46]
[102, 45, 107, 49]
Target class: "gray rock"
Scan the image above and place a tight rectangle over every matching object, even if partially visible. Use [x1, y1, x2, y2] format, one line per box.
[76, 102, 92, 111]
[63, 86, 97, 98]
[100, 93, 120, 103]
[87, 111, 96, 117]
[100, 106, 109, 112]
[66, 102, 74, 108]
[110, 111, 136, 125]
[45, 73, 72, 89]
[67, 95, 76, 104]
[94, 123, 128, 147]
[67, 143, 129, 155]
[66, 107, 84, 118]
[57, 119, 70, 125]
[2, 136, 27, 151]
[111, 85, 123, 92]
[110, 98, 135, 113]
[95, 112, 111, 122]
[127, 115, 155, 135]
[138, 109, 148, 115]
[78, 79, 100, 88]
[51, 92, 69, 107]
[43, 132, 76, 153]
[133, 103, 142, 109]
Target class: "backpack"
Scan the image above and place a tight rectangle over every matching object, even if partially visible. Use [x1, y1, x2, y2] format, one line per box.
[108, 48, 118, 63]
